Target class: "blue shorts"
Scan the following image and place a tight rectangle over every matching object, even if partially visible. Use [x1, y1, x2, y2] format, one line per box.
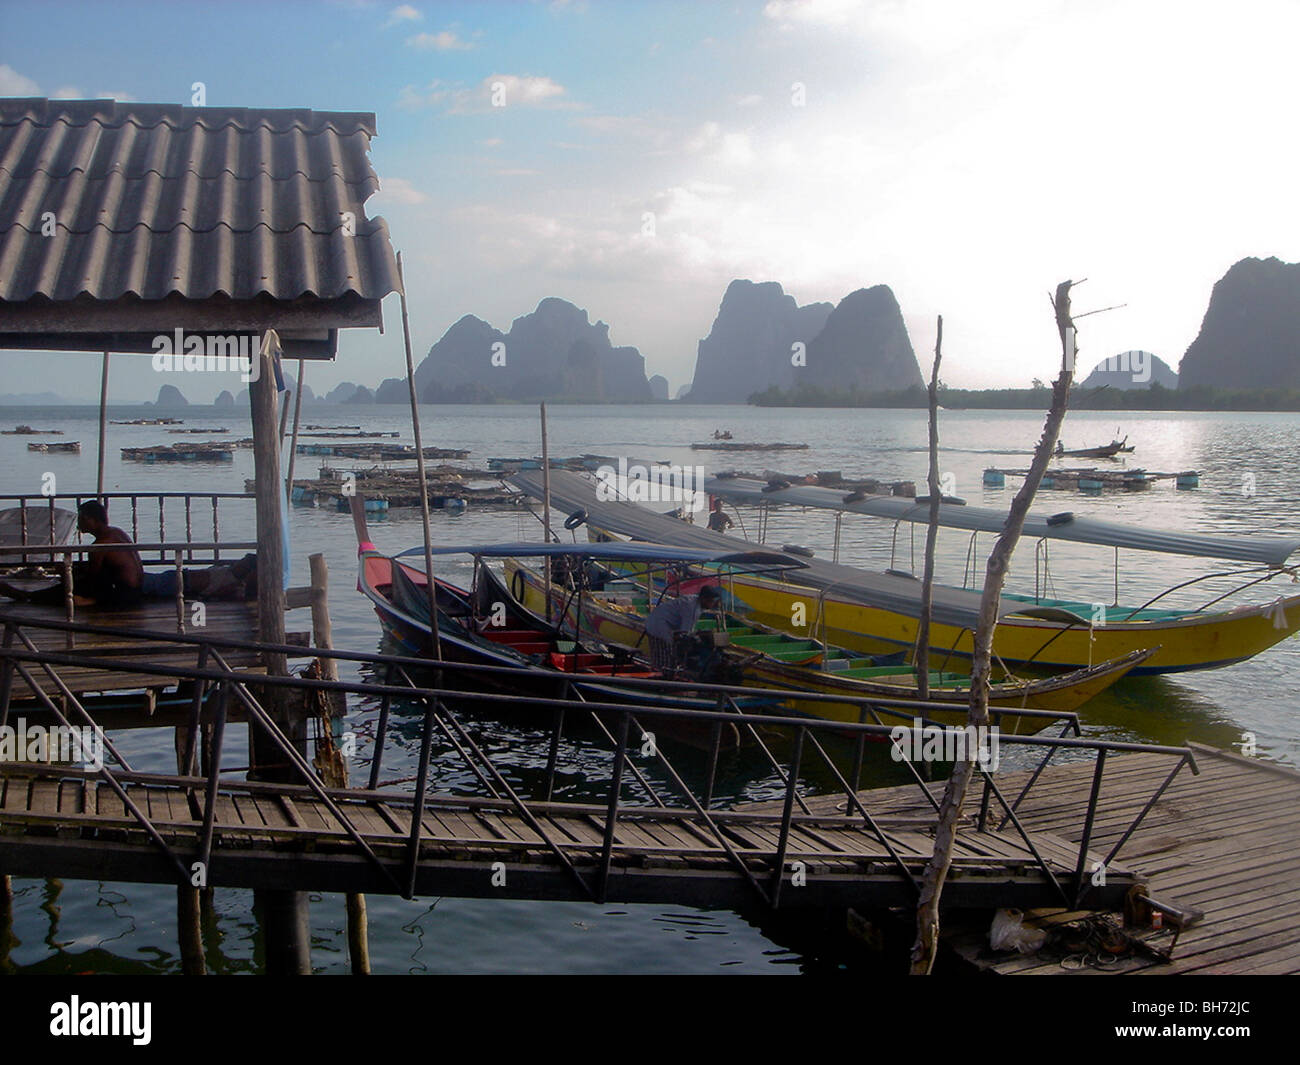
[140, 570, 180, 597]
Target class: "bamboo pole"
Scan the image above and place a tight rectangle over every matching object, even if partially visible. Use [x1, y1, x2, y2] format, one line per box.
[913, 317, 943, 699]
[910, 283, 1078, 975]
[284, 358, 305, 496]
[395, 252, 442, 661]
[540, 402, 552, 624]
[96, 352, 109, 499]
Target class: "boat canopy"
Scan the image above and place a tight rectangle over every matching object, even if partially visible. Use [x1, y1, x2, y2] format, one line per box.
[510, 470, 1020, 630]
[394, 540, 808, 569]
[701, 477, 1300, 567]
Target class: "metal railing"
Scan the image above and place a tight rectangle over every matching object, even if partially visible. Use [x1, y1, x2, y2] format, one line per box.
[0, 611, 1199, 910]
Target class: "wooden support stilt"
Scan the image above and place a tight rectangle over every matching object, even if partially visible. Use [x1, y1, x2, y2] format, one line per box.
[248, 331, 310, 975]
[307, 552, 370, 974]
[177, 885, 206, 975]
[175, 723, 206, 974]
[0, 872, 14, 973]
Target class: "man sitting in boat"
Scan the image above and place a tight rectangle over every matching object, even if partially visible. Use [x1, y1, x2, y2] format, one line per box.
[0, 500, 143, 609]
[644, 584, 722, 675]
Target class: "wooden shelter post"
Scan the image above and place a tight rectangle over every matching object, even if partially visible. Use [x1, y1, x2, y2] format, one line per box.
[248, 329, 311, 974]
[96, 352, 109, 499]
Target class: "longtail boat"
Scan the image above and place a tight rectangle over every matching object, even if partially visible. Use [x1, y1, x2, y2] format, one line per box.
[510, 470, 1300, 676]
[500, 556, 1154, 732]
[353, 507, 801, 722]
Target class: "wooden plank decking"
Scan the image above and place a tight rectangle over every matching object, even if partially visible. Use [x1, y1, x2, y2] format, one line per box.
[811, 743, 1299, 975]
[0, 600, 294, 719]
[0, 761, 1137, 912]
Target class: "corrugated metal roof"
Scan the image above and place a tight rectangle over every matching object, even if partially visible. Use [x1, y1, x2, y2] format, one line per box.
[0, 98, 400, 305]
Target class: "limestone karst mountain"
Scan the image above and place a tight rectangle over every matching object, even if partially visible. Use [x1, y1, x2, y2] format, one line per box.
[412, 299, 651, 402]
[1179, 257, 1300, 390]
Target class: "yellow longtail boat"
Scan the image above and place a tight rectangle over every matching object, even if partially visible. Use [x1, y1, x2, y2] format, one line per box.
[501, 557, 1155, 731]
[510, 470, 1300, 676]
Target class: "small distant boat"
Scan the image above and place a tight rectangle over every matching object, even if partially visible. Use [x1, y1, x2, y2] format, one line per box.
[2, 425, 62, 435]
[27, 440, 80, 453]
[1056, 435, 1133, 460]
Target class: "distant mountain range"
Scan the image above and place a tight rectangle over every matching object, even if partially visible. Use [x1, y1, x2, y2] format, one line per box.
[7, 259, 1295, 405]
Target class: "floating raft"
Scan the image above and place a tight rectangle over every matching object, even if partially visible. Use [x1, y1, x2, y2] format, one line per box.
[718, 469, 918, 497]
[294, 442, 469, 460]
[26, 440, 80, 453]
[121, 443, 234, 462]
[984, 467, 1200, 490]
[110, 418, 183, 425]
[690, 441, 810, 451]
[261, 465, 524, 511]
[296, 430, 399, 439]
[167, 427, 230, 434]
[2, 426, 63, 435]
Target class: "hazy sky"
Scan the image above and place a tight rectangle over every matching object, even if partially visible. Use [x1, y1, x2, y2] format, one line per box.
[3, 0, 1299, 402]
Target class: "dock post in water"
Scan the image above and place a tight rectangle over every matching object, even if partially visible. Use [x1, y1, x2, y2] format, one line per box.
[308, 552, 371, 974]
[0, 872, 12, 972]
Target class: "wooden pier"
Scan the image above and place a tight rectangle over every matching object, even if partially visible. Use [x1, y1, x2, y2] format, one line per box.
[0, 761, 1134, 910]
[944, 743, 1300, 974]
[770, 743, 1300, 974]
[0, 616, 1187, 926]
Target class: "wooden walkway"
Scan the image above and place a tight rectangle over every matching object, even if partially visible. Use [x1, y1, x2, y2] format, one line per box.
[792, 743, 1298, 974]
[0, 600, 299, 725]
[0, 761, 1137, 911]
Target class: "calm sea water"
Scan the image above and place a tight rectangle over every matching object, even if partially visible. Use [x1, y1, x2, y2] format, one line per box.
[2, 402, 1298, 974]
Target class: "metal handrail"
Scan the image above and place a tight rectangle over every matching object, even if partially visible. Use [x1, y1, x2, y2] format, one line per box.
[0, 613, 1199, 909]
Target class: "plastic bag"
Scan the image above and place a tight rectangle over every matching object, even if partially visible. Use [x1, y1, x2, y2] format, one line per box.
[989, 908, 1048, 954]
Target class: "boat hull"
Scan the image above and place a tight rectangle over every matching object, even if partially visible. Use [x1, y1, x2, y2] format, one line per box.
[715, 570, 1300, 676]
[502, 559, 1152, 730]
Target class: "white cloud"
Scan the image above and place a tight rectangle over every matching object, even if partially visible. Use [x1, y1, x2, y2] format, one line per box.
[762, 0, 864, 29]
[96, 90, 135, 102]
[382, 4, 421, 28]
[0, 64, 39, 95]
[484, 74, 569, 108]
[373, 176, 429, 205]
[51, 85, 84, 99]
[735, 94, 762, 108]
[396, 80, 467, 110]
[479, 137, 503, 147]
[406, 29, 472, 50]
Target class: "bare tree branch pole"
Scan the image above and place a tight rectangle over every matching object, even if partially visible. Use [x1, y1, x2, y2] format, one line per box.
[910, 281, 1078, 975]
[913, 315, 943, 699]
